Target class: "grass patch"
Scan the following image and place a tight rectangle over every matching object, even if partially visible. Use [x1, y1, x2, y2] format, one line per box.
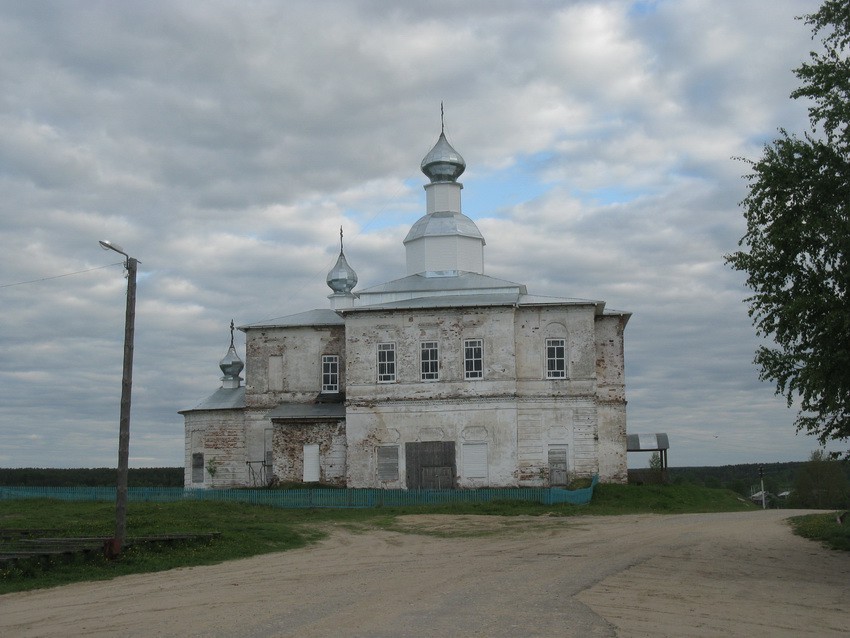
[0, 500, 327, 594]
[0, 484, 754, 593]
[789, 512, 850, 552]
[586, 484, 755, 515]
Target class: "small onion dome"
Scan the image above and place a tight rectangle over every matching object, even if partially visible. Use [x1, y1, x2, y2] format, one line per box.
[327, 244, 358, 294]
[219, 343, 244, 380]
[421, 132, 465, 183]
[219, 320, 244, 380]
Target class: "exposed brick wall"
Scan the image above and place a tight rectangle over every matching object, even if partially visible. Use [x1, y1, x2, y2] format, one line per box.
[183, 409, 247, 488]
[271, 420, 346, 486]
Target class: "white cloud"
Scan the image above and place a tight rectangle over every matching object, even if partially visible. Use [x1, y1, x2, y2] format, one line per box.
[0, 0, 838, 469]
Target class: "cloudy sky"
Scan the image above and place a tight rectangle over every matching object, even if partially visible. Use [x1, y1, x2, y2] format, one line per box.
[1, 0, 841, 469]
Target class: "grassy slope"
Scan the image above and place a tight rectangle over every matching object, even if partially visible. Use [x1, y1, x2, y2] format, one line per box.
[789, 512, 850, 552]
[0, 484, 763, 595]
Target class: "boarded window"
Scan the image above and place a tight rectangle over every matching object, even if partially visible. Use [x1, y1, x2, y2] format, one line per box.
[546, 338, 566, 379]
[377, 343, 396, 382]
[377, 445, 399, 481]
[192, 452, 204, 483]
[462, 443, 488, 479]
[464, 339, 483, 379]
[420, 341, 439, 381]
[303, 444, 320, 482]
[268, 355, 284, 391]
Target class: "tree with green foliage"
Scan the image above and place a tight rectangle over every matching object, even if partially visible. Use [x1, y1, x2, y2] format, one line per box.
[790, 449, 849, 508]
[648, 451, 663, 470]
[726, 1, 850, 452]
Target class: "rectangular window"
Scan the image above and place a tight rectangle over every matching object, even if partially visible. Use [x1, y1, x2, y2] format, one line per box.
[377, 343, 396, 382]
[377, 445, 399, 481]
[464, 339, 483, 379]
[546, 338, 566, 379]
[420, 341, 439, 381]
[321, 355, 339, 392]
[192, 452, 204, 483]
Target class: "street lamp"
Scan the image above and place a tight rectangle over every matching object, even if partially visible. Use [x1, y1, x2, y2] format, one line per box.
[99, 240, 139, 556]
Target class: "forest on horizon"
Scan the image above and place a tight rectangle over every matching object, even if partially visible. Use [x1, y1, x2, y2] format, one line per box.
[2, 462, 848, 497]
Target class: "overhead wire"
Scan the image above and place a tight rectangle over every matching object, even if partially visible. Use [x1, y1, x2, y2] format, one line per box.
[0, 262, 124, 289]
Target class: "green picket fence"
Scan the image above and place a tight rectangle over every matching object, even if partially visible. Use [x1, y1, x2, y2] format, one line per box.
[0, 476, 596, 509]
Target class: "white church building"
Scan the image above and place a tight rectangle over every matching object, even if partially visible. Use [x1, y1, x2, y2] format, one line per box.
[180, 125, 630, 489]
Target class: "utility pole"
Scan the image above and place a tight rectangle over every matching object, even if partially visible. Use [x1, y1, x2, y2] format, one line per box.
[759, 465, 766, 510]
[115, 255, 137, 549]
[99, 241, 138, 556]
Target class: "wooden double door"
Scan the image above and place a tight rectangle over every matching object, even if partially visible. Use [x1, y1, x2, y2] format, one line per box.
[405, 441, 456, 489]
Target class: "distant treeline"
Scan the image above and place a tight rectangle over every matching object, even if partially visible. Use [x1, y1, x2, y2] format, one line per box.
[669, 461, 850, 496]
[1, 463, 848, 496]
[0, 467, 183, 487]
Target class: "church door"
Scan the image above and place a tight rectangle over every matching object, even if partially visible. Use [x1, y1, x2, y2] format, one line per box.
[548, 445, 569, 486]
[405, 441, 456, 489]
[303, 444, 320, 482]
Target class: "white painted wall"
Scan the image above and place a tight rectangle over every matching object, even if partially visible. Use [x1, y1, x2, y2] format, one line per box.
[346, 399, 519, 488]
[184, 301, 628, 488]
[343, 302, 627, 487]
[405, 235, 484, 275]
[245, 325, 345, 408]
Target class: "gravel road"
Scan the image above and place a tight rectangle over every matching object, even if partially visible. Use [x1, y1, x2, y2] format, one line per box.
[1, 510, 847, 637]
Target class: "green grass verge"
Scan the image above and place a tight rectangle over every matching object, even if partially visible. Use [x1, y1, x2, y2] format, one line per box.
[0, 485, 753, 594]
[584, 484, 755, 515]
[0, 500, 329, 594]
[789, 512, 850, 552]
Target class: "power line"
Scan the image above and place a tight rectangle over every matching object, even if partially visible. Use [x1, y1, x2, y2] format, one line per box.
[0, 262, 124, 289]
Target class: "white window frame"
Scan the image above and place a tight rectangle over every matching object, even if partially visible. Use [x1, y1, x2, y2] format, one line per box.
[545, 338, 567, 379]
[420, 341, 439, 381]
[321, 354, 340, 393]
[464, 338, 483, 380]
[377, 342, 396, 383]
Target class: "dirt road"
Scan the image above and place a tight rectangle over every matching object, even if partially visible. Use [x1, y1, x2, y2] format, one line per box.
[1, 510, 848, 637]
